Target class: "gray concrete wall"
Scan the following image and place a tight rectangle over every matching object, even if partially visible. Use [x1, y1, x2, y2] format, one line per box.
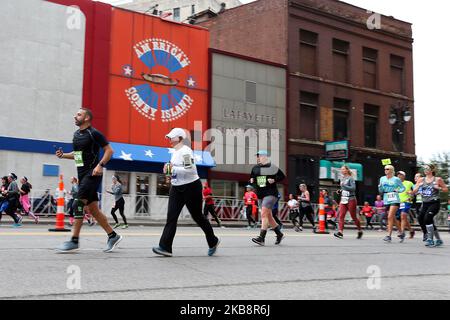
[0, 0, 86, 191]
[0, 0, 85, 142]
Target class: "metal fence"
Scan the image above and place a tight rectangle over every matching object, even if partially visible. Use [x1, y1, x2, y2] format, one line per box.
[15, 190, 449, 227]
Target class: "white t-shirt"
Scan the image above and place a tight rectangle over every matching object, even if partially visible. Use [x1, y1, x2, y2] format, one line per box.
[170, 145, 199, 186]
[287, 199, 299, 210]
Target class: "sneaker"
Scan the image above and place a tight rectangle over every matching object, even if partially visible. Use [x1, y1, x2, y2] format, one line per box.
[422, 234, 428, 242]
[357, 231, 363, 239]
[435, 240, 443, 247]
[294, 226, 301, 232]
[399, 233, 406, 243]
[425, 239, 435, 247]
[88, 219, 96, 226]
[113, 223, 121, 229]
[34, 216, 39, 224]
[221, 226, 226, 229]
[17, 215, 23, 224]
[275, 233, 285, 245]
[246, 226, 252, 230]
[251, 236, 265, 246]
[409, 230, 415, 239]
[12, 223, 22, 228]
[383, 236, 392, 243]
[56, 241, 79, 253]
[104, 234, 123, 253]
[334, 232, 343, 239]
[152, 246, 172, 257]
[121, 224, 129, 229]
[208, 239, 220, 256]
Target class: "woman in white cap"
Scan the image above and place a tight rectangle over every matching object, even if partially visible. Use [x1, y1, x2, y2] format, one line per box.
[152, 128, 220, 257]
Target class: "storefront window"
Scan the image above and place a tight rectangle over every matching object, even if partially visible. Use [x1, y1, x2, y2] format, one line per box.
[211, 180, 237, 198]
[156, 174, 170, 196]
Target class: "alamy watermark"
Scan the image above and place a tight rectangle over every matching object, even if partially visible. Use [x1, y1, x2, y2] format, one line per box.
[366, 265, 381, 290]
[66, 265, 81, 290]
[366, 11, 381, 30]
[66, 5, 82, 30]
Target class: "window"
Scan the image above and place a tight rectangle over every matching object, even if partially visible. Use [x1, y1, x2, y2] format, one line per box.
[364, 104, 379, 148]
[173, 7, 180, 21]
[299, 91, 319, 140]
[191, 4, 195, 15]
[156, 174, 170, 196]
[332, 39, 349, 83]
[391, 54, 405, 94]
[211, 180, 237, 198]
[299, 29, 318, 75]
[363, 47, 378, 89]
[245, 81, 256, 103]
[333, 98, 351, 140]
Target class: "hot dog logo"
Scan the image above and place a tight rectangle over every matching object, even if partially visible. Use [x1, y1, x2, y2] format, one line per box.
[125, 38, 195, 122]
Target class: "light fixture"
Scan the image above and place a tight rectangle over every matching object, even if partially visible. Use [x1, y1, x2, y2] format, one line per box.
[389, 112, 397, 125]
[403, 109, 412, 122]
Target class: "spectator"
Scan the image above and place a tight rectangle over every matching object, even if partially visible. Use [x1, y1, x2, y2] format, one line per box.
[360, 201, 375, 230]
[374, 195, 386, 231]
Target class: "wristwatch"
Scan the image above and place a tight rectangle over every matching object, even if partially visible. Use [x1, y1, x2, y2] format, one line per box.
[99, 162, 106, 168]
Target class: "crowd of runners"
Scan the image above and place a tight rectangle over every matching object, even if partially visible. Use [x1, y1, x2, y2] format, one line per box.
[1, 108, 449, 256]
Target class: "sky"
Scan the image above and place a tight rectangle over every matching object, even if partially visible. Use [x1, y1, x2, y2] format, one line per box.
[97, 0, 450, 161]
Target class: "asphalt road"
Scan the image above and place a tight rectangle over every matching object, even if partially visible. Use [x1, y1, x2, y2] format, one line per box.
[0, 224, 449, 300]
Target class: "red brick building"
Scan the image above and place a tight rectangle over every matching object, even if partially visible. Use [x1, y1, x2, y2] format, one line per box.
[197, 0, 416, 203]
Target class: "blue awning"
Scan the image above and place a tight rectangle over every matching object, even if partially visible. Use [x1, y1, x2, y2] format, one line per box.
[109, 142, 216, 168]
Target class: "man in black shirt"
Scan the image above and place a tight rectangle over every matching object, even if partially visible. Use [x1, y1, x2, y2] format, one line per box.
[250, 150, 286, 246]
[55, 108, 122, 253]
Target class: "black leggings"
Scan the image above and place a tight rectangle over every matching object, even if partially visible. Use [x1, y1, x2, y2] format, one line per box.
[365, 216, 374, 228]
[111, 197, 127, 225]
[159, 179, 218, 253]
[203, 204, 222, 226]
[245, 205, 256, 226]
[418, 201, 440, 232]
[289, 209, 300, 226]
[299, 205, 315, 227]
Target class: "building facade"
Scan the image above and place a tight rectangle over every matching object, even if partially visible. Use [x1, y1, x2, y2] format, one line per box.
[120, 0, 242, 23]
[198, 0, 416, 203]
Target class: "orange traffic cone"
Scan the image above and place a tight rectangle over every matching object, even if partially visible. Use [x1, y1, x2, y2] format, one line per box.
[316, 191, 329, 234]
[49, 174, 71, 232]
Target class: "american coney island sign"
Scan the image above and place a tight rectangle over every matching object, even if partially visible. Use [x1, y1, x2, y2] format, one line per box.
[125, 38, 195, 122]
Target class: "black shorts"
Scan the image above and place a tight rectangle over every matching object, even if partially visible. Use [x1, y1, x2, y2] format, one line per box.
[78, 174, 102, 204]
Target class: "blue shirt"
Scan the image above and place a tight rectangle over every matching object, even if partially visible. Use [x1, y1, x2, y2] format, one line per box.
[378, 176, 405, 205]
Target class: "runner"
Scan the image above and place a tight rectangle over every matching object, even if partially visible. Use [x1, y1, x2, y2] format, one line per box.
[379, 165, 405, 243]
[19, 177, 39, 223]
[2, 173, 23, 227]
[322, 189, 337, 231]
[334, 166, 363, 239]
[250, 150, 286, 246]
[396, 171, 415, 242]
[374, 195, 386, 231]
[447, 199, 450, 233]
[202, 182, 223, 228]
[298, 184, 316, 233]
[413, 164, 448, 247]
[287, 193, 301, 232]
[55, 108, 122, 253]
[107, 175, 128, 229]
[243, 185, 258, 229]
[414, 173, 427, 240]
[152, 128, 220, 257]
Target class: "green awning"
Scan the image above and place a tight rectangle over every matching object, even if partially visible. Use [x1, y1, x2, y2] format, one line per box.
[320, 160, 363, 181]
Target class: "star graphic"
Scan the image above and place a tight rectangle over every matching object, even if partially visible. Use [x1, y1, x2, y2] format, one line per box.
[145, 150, 154, 158]
[187, 76, 196, 87]
[119, 150, 133, 161]
[123, 65, 133, 77]
[194, 154, 203, 163]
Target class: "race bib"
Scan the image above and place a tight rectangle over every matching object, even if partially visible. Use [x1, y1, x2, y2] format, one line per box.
[386, 192, 398, 203]
[341, 197, 349, 205]
[256, 176, 267, 188]
[341, 190, 350, 197]
[74, 151, 84, 167]
[399, 203, 405, 209]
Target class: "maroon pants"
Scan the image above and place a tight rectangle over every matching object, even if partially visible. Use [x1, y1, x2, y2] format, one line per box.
[338, 199, 361, 232]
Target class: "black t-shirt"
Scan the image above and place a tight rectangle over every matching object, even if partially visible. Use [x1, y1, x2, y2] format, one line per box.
[72, 127, 109, 177]
[21, 183, 31, 195]
[250, 163, 285, 199]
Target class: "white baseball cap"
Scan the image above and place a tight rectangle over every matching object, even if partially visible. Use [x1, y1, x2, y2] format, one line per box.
[166, 128, 187, 140]
[397, 171, 406, 176]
